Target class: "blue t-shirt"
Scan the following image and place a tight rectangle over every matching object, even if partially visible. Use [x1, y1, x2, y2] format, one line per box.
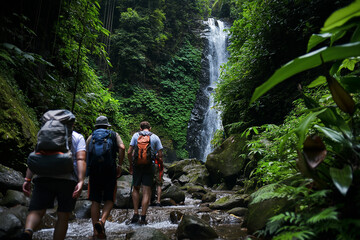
[130, 131, 163, 155]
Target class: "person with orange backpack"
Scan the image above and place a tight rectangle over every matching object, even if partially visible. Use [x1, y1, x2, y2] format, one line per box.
[127, 121, 163, 225]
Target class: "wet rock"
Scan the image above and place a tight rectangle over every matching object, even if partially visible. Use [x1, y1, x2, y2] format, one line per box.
[202, 192, 217, 203]
[170, 211, 184, 224]
[0, 207, 24, 239]
[167, 159, 210, 186]
[126, 227, 169, 240]
[8, 205, 27, 225]
[0, 189, 29, 207]
[176, 214, 218, 239]
[185, 185, 207, 194]
[227, 207, 248, 217]
[197, 206, 212, 213]
[205, 134, 247, 188]
[161, 185, 185, 204]
[160, 198, 177, 206]
[0, 164, 24, 193]
[245, 185, 294, 234]
[209, 194, 250, 210]
[191, 192, 204, 200]
[74, 200, 92, 219]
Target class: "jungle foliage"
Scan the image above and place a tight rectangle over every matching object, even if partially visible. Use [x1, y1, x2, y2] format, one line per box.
[240, 1, 360, 239]
[215, 0, 351, 135]
[0, 0, 211, 167]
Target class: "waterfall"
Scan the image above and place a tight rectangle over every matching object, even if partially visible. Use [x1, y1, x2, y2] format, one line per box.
[187, 18, 229, 162]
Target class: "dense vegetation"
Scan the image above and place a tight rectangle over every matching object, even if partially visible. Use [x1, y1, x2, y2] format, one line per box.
[214, 0, 360, 239]
[1, 0, 360, 238]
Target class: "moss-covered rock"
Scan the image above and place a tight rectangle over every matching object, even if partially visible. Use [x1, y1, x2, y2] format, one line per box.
[205, 134, 247, 188]
[0, 73, 38, 172]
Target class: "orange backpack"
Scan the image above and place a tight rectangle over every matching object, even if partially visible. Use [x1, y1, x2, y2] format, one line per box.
[134, 132, 153, 166]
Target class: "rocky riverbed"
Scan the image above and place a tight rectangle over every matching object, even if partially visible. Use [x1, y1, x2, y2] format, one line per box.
[0, 160, 262, 239]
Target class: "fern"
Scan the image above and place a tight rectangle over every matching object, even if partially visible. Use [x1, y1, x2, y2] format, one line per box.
[307, 207, 338, 224]
[273, 230, 315, 240]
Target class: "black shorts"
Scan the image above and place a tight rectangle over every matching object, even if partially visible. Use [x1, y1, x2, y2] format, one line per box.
[88, 173, 117, 203]
[133, 164, 154, 187]
[29, 177, 77, 212]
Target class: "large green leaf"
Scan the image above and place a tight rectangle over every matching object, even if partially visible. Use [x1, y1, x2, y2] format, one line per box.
[321, 0, 360, 32]
[250, 42, 360, 103]
[295, 109, 326, 148]
[314, 125, 352, 148]
[330, 165, 353, 196]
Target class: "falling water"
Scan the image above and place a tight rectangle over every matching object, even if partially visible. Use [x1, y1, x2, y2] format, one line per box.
[198, 18, 229, 162]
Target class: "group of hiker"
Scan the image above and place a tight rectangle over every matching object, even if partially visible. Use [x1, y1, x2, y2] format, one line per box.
[20, 110, 164, 240]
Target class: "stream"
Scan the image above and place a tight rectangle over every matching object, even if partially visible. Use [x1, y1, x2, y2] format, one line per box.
[32, 192, 249, 240]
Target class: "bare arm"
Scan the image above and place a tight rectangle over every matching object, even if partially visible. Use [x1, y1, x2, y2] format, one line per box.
[127, 145, 134, 174]
[72, 150, 86, 198]
[22, 168, 34, 197]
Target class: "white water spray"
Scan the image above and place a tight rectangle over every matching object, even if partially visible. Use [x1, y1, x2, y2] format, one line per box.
[200, 18, 229, 162]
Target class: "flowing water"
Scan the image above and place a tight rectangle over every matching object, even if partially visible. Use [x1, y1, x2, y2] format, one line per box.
[32, 192, 249, 240]
[188, 18, 229, 162]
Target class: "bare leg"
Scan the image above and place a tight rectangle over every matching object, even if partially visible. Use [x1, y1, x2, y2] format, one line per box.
[132, 186, 140, 215]
[24, 209, 46, 234]
[91, 201, 101, 235]
[141, 185, 152, 216]
[156, 185, 162, 203]
[53, 212, 70, 240]
[100, 200, 114, 225]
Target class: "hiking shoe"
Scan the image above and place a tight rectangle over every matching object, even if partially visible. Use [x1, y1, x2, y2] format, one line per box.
[94, 221, 106, 239]
[139, 215, 147, 225]
[130, 214, 140, 224]
[155, 202, 162, 207]
[18, 229, 33, 240]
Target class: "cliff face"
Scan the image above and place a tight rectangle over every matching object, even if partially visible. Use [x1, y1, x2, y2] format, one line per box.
[0, 70, 38, 173]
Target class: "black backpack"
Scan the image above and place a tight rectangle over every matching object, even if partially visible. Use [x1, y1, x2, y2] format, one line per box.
[27, 109, 75, 175]
[86, 128, 118, 176]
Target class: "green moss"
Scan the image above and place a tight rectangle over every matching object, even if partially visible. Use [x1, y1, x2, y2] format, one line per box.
[0, 71, 38, 171]
[214, 195, 231, 204]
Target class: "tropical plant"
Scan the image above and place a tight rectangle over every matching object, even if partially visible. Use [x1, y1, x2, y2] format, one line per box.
[250, 1, 360, 238]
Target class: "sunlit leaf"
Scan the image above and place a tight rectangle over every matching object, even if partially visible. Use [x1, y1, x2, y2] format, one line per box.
[250, 42, 360, 103]
[307, 33, 331, 52]
[303, 135, 327, 169]
[321, 0, 360, 32]
[307, 76, 326, 88]
[295, 109, 326, 148]
[330, 165, 353, 196]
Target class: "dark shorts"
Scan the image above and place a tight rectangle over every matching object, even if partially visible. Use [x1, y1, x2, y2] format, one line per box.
[29, 177, 77, 212]
[133, 164, 154, 187]
[88, 172, 117, 203]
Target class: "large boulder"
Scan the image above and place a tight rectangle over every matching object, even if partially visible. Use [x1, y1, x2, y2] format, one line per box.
[0, 189, 29, 207]
[167, 159, 210, 186]
[126, 227, 169, 240]
[176, 214, 218, 239]
[209, 194, 250, 210]
[205, 134, 247, 188]
[0, 205, 27, 239]
[0, 164, 25, 193]
[161, 185, 185, 204]
[244, 184, 294, 234]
